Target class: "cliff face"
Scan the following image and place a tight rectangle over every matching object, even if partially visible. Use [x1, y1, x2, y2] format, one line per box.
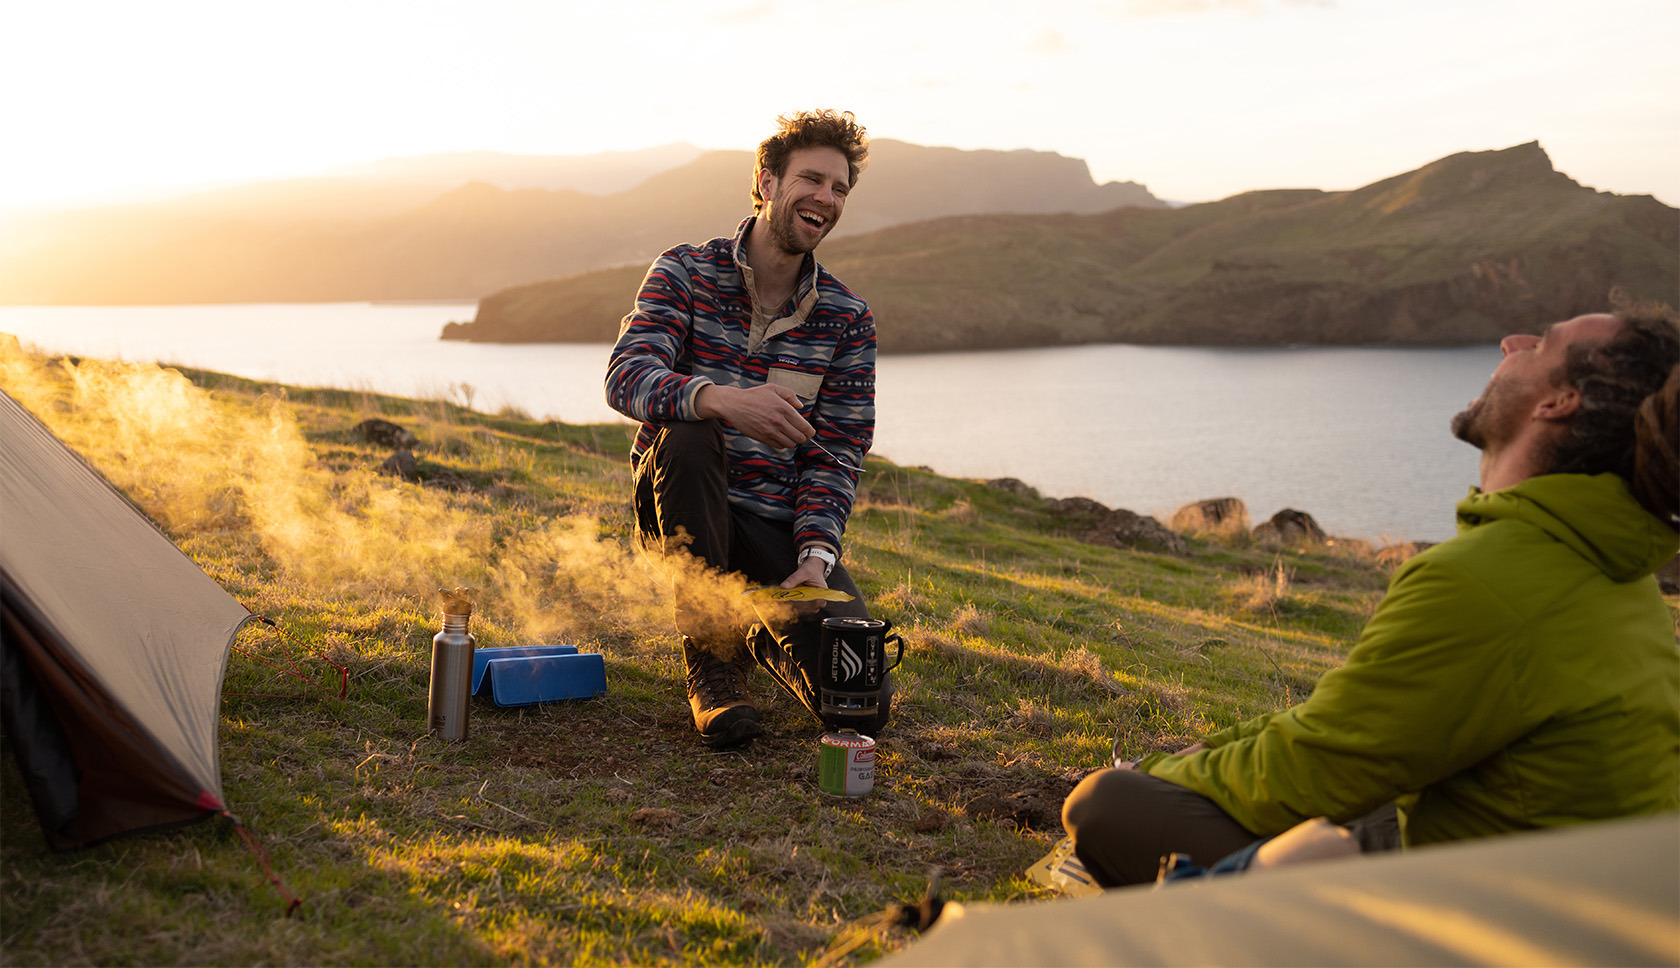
[0, 140, 1163, 306]
[837, 139, 1163, 236]
[451, 142, 1675, 350]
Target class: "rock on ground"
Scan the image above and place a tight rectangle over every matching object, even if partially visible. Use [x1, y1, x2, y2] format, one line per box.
[1253, 508, 1328, 546]
[380, 449, 420, 482]
[354, 418, 418, 450]
[1045, 497, 1187, 555]
[1171, 497, 1249, 535]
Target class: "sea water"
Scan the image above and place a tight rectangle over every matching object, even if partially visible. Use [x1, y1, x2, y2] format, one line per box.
[0, 302, 1498, 541]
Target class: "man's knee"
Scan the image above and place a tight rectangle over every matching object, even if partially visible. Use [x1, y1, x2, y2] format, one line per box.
[1064, 768, 1265, 887]
[1062, 767, 1136, 841]
[1063, 768, 1160, 887]
[650, 419, 724, 471]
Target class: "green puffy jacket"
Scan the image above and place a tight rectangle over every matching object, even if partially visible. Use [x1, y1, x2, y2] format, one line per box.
[1139, 473, 1680, 846]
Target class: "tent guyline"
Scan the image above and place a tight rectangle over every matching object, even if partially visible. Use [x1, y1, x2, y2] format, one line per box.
[226, 809, 303, 917]
[225, 616, 349, 700]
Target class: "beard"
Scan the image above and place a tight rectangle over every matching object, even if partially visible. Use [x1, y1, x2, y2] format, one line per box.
[1452, 375, 1521, 450]
[762, 188, 831, 257]
[1450, 399, 1488, 447]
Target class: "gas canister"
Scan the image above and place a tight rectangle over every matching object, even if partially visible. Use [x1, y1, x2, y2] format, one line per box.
[818, 730, 875, 797]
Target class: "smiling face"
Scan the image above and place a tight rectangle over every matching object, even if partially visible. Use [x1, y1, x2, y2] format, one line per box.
[757, 146, 851, 257]
[1451, 313, 1622, 449]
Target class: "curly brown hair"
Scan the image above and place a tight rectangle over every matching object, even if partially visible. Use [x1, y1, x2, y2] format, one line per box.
[751, 110, 869, 213]
[1546, 299, 1680, 524]
[1632, 366, 1679, 526]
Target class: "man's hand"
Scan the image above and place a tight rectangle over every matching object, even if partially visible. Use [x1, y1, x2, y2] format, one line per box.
[779, 554, 829, 616]
[1114, 741, 1205, 771]
[696, 384, 813, 449]
[781, 554, 828, 590]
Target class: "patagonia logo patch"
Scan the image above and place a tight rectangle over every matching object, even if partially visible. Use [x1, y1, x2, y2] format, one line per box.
[777, 355, 801, 367]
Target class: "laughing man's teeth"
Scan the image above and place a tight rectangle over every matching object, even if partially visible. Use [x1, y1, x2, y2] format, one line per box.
[800, 212, 825, 226]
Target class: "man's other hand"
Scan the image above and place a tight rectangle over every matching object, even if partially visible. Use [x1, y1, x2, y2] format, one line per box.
[696, 384, 813, 449]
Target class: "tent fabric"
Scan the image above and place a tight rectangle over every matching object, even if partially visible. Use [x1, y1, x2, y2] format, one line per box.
[0, 389, 256, 849]
[884, 815, 1680, 967]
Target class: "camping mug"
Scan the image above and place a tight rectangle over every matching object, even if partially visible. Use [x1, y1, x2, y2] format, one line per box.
[818, 616, 903, 726]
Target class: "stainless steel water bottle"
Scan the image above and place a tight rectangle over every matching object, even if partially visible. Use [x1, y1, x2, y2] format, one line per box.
[428, 590, 476, 741]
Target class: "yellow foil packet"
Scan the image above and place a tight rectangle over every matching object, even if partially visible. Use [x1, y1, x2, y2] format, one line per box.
[742, 585, 856, 603]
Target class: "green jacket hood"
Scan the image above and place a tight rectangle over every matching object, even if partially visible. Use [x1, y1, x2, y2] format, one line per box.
[1457, 474, 1680, 582]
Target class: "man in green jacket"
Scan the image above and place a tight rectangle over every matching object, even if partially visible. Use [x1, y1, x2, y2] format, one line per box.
[1063, 306, 1680, 887]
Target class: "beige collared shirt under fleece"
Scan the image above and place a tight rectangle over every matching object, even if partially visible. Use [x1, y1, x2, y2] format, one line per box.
[739, 257, 819, 356]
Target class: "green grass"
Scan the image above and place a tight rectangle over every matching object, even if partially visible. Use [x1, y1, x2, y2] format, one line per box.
[1, 350, 1445, 965]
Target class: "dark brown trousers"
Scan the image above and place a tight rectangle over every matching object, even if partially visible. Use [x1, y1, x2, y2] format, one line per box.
[1061, 767, 1400, 887]
[632, 420, 889, 732]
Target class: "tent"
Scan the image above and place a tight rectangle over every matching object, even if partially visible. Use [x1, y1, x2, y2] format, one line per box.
[0, 388, 258, 849]
[880, 814, 1679, 966]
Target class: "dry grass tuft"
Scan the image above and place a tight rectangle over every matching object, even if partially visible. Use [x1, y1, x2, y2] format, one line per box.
[1237, 557, 1295, 613]
[1057, 646, 1127, 696]
[874, 575, 931, 616]
[1006, 699, 1057, 735]
[951, 603, 990, 636]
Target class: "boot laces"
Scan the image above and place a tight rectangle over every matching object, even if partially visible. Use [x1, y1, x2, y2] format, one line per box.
[688, 654, 747, 704]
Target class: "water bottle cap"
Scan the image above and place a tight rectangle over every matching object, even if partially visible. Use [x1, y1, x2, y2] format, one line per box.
[437, 586, 474, 617]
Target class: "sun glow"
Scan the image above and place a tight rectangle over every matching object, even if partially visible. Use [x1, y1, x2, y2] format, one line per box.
[1, 0, 1675, 215]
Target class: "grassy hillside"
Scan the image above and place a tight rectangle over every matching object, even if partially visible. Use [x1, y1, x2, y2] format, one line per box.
[459, 142, 1677, 350]
[0, 346, 1522, 964]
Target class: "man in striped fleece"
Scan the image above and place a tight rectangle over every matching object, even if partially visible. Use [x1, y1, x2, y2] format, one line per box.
[604, 110, 885, 749]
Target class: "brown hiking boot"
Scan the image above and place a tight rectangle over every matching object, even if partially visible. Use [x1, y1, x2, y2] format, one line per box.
[683, 638, 762, 748]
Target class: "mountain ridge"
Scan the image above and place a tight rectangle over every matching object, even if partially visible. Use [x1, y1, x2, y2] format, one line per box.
[445, 142, 1677, 350]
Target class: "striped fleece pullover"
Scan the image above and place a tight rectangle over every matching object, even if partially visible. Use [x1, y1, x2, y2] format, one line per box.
[604, 217, 875, 556]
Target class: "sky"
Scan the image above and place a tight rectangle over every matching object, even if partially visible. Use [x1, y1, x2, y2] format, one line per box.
[3, 0, 1677, 214]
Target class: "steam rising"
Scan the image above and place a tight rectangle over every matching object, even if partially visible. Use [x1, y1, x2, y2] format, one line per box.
[0, 338, 785, 647]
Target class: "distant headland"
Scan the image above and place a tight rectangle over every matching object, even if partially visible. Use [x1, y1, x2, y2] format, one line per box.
[444, 142, 1677, 352]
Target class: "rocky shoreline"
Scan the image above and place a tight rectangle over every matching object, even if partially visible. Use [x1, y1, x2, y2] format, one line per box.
[988, 478, 1680, 594]
[987, 476, 1434, 563]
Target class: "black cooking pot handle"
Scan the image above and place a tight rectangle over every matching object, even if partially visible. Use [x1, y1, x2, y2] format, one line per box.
[883, 632, 904, 673]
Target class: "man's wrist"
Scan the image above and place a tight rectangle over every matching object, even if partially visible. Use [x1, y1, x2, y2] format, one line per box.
[690, 380, 722, 420]
[798, 545, 836, 579]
